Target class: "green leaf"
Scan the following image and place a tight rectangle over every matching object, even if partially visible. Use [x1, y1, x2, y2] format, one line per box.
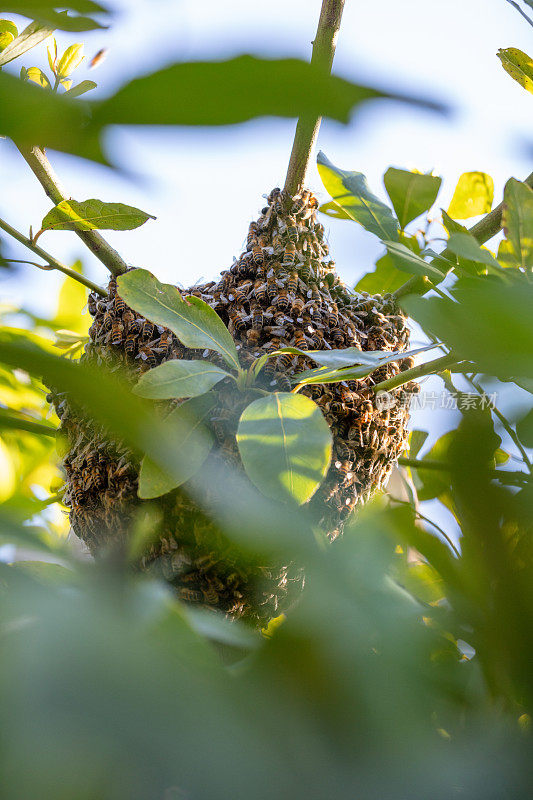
[318, 201, 352, 220]
[441, 210, 469, 236]
[291, 344, 435, 386]
[356, 252, 411, 294]
[317, 152, 399, 240]
[409, 429, 428, 460]
[25, 66, 51, 89]
[447, 172, 494, 219]
[446, 233, 502, 273]
[517, 409, 533, 448]
[56, 43, 84, 78]
[0, 19, 54, 67]
[383, 168, 442, 229]
[93, 55, 445, 129]
[117, 269, 240, 372]
[39, 199, 155, 235]
[1, 2, 108, 32]
[403, 279, 533, 379]
[0, 20, 18, 38]
[0, 71, 105, 163]
[384, 240, 446, 282]
[133, 359, 230, 400]
[502, 178, 533, 270]
[236, 392, 332, 505]
[0, 31, 14, 51]
[63, 79, 97, 98]
[497, 48, 533, 95]
[138, 394, 215, 499]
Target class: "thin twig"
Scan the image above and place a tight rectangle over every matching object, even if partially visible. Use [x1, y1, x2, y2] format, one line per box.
[372, 353, 460, 393]
[284, 0, 346, 196]
[391, 497, 460, 557]
[393, 169, 533, 299]
[0, 215, 108, 296]
[15, 144, 128, 277]
[505, 0, 533, 28]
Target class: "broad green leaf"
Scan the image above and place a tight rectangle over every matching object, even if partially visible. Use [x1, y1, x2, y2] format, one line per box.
[1, 2, 108, 31]
[517, 409, 533, 448]
[0, 19, 53, 67]
[39, 199, 155, 236]
[356, 252, 410, 294]
[133, 359, 230, 400]
[0, 72, 105, 163]
[25, 66, 51, 89]
[138, 394, 215, 499]
[497, 48, 533, 95]
[56, 43, 84, 78]
[236, 392, 332, 505]
[63, 79, 97, 98]
[10, 561, 75, 585]
[317, 152, 399, 240]
[446, 233, 502, 273]
[0, 436, 16, 502]
[383, 167, 442, 229]
[117, 269, 240, 372]
[502, 178, 533, 270]
[441, 210, 468, 236]
[384, 240, 445, 282]
[403, 278, 533, 379]
[318, 201, 351, 220]
[53, 261, 90, 335]
[291, 345, 435, 386]
[447, 172, 494, 219]
[497, 237, 519, 268]
[409, 429, 428, 460]
[93, 56, 445, 129]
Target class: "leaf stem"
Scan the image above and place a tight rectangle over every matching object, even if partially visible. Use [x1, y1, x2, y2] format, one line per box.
[372, 353, 460, 394]
[393, 170, 533, 299]
[0, 215, 108, 296]
[15, 144, 128, 277]
[284, 0, 346, 197]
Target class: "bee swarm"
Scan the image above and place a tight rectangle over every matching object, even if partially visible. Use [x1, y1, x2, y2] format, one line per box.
[52, 188, 417, 625]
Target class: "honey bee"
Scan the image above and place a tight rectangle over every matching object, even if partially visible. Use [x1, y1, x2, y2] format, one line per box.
[114, 295, 125, 315]
[283, 241, 296, 267]
[331, 328, 345, 345]
[293, 330, 308, 350]
[335, 459, 353, 481]
[286, 216, 298, 242]
[179, 588, 204, 603]
[337, 442, 355, 461]
[252, 245, 264, 265]
[139, 345, 157, 369]
[202, 586, 219, 605]
[247, 221, 259, 247]
[274, 289, 290, 310]
[103, 311, 113, 331]
[111, 320, 124, 345]
[72, 485, 84, 507]
[307, 282, 321, 302]
[247, 328, 261, 346]
[277, 374, 292, 392]
[299, 261, 311, 283]
[288, 271, 298, 294]
[159, 330, 172, 354]
[327, 302, 338, 328]
[291, 296, 304, 315]
[401, 356, 415, 370]
[254, 280, 267, 304]
[142, 320, 154, 340]
[88, 295, 98, 315]
[230, 309, 247, 332]
[121, 309, 135, 330]
[329, 400, 346, 415]
[252, 308, 263, 330]
[360, 401, 374, 423]
[315, 221, 325, 239]
[108, 277, 117, 295]
[276, 353, 293, 371]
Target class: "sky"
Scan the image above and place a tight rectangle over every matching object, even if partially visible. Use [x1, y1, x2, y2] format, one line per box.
[1, 0, 532, 544]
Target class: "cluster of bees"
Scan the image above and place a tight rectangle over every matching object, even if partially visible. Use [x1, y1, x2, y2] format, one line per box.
[52, 187, 416, 623]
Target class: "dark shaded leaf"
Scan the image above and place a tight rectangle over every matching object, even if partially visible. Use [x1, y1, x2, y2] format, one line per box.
[117, 269, 240, 371]
[317, 152, 399, 240]
[138, 394, 215, 499]
[383, 167, 442, 229]
[237, 392, 332, 505]
[2, 1, 109, 32]
[517, 408, 533, 448]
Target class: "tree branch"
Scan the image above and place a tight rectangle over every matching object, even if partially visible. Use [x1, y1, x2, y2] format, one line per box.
[393, 169, 533, 299]
[284, 0, 346, 197]
[16, 144, 128, 277]
[0, 215, 108, 296]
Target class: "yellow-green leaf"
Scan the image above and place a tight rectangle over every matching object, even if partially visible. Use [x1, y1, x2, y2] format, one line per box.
[447, 172, 494, 219]
[0, 435, 16, 502]
[236, 392, 332, 505]
[40, 199, 155, 235]
[26, 66, 51, 89]
[0, 31, 14, 52]
[133, 359, 230, 400]
[497, 48, 533, 96]
[63, 79, 97, 98]
[0, 20, 54, 68]
[0, 19, 17, 38]
[53, 262, 90, 335]
[56, 43, 84, 78]
[502, 178, 533, 270]
[47, 37, 57, 73]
